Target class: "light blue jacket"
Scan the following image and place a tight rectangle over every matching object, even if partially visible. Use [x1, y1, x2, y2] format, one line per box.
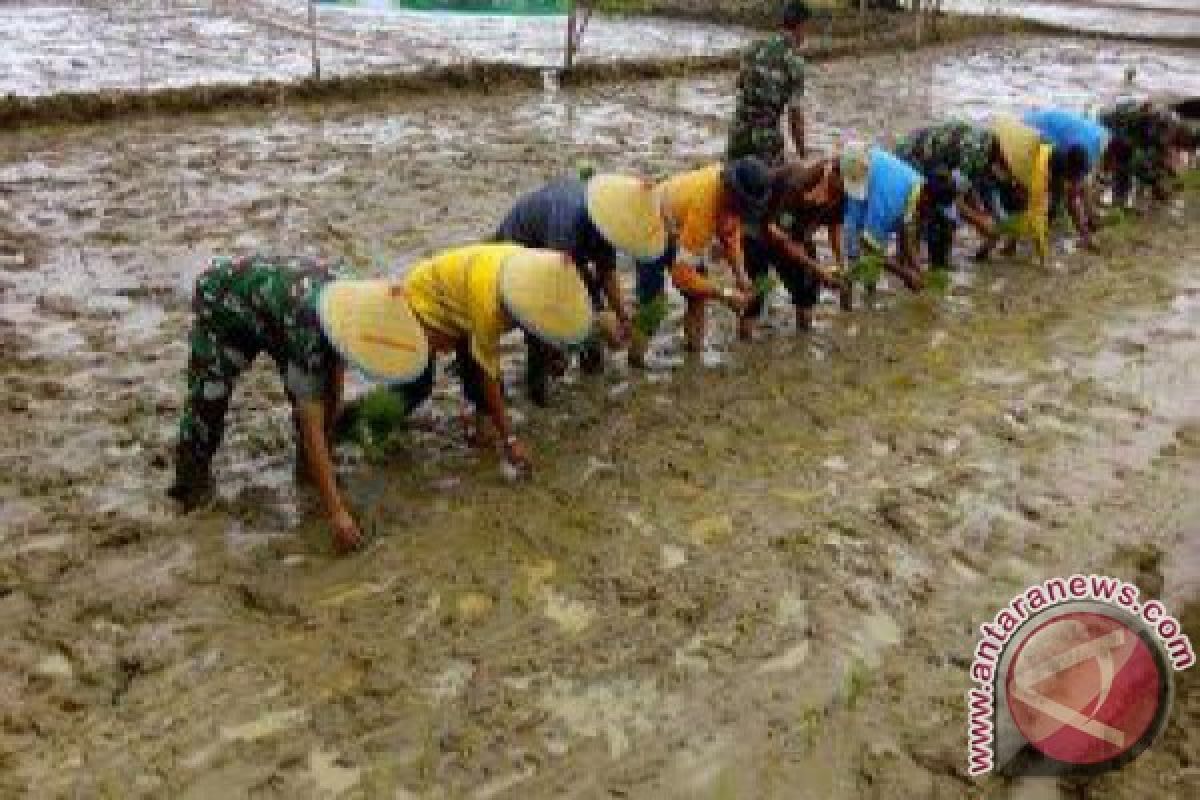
[843, 148, 924, 261]
[1022, 108, 1111, 173]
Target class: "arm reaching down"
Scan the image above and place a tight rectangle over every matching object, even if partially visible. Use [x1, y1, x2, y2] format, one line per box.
[600, 266, 630, 346]
[828, 220, 844, 268]
[1066, 184, 1093, 248]
[298, 399, 362, 553]
[481, 373, 531, 475]
[789, 107, 807, 159]
[766, 223, 841, 288]
[717, 215, 752, 293]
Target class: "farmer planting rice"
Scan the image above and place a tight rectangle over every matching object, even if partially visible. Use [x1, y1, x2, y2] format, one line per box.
[379, 242, 593, 474]
[1099, 99, 1192, 208]
[168, 254, 431, 553]
[976, 114, 1053, 265]
[893, 120, 1016, 266]
[493, 173, 667, 402]
[8, 5, 1200, 795]
[1021, 106, 1120, 250]
[170, 245, 592, 554]
[727, 1, 809, 343]
[838, 141, 959, 302]
[743, 157, 849, 336]
[630, 158, 768, 364]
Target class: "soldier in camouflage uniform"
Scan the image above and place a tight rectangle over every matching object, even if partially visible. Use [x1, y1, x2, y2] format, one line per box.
[894, 120, 1005, 195]
[169, 254, 365, 551]
[729, 2, 810, 340]
[894, 120, 1013, 266]
[1099, 100, 1180, 206]
[726, 1, 810, 167]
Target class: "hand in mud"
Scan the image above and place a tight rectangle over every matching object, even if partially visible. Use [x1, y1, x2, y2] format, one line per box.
[596, 311, 630, 349]
[614, 314, 632, 348]
[901, 269, 924, 292]
[816, 263, 843, 289]
[331, 509, 363, 554]
[463, 413, 496, 450]
[724, 288, 752, 314]
[503, 437, 533, 477]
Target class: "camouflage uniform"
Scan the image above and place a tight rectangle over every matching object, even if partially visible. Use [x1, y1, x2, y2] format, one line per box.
[893, 121, 998, 192]
[171, 254, 339, 497]
[895, 121, 1010, 268]
[1099, 101, 1174, 201]
[726, 33, 806, 167]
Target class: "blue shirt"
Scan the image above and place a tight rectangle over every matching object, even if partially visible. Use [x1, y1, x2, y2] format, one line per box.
[843, 148, 924, 261]
[494, 178, 615, 309]
[1022, 109, 1110, 173]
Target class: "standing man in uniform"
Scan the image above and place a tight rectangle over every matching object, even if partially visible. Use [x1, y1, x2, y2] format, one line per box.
[727, 0, 810, 166]
[727, 1, 813, 338]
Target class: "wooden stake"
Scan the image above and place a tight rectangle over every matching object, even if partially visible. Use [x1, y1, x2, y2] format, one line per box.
[565, 0, 577, 72]
[308, 0, 321, 81]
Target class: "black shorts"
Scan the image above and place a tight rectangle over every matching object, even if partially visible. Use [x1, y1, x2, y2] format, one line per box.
[744, 229, 821, 315]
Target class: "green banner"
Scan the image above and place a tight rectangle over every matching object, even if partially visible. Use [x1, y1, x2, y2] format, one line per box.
[317, 0, 567, 14]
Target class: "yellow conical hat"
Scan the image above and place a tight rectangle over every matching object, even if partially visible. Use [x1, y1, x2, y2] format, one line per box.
[317, 279, 430, 384]
[585, 174, 668, 261]
[990, 114, 1042, 189]
[498, 248, 593, 348]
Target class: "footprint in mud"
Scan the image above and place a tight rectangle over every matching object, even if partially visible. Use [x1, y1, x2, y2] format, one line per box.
[538, 677, 680, 760]
[519, 559, 596, 635]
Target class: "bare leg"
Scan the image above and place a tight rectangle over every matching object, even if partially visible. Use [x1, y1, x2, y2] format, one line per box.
[683, 296, 706, 353]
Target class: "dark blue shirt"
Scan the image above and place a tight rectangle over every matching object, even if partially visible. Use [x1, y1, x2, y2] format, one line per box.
[494, 178, 615, 309]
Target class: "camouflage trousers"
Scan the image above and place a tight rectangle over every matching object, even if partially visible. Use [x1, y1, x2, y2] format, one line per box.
[1112, 149, 1171, 204]
[172, 259, 332, 495]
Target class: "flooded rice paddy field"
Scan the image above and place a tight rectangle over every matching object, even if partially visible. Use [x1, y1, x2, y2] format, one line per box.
[946, 0, 1200, 39]
[0, 1, 754, 97]
[2, 35, 1200, 798]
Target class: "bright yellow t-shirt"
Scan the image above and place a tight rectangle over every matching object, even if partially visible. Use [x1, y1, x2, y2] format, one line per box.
[657, 164, 726, 257]
[402, 243, 520, 379]
[656, 164, 742, 273]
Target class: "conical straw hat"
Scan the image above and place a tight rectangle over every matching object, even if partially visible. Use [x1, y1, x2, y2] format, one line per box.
[498, 248, 593, 348]
[585, 174, 668, 261]
[318, 279, 430, 384]
[990, 114, 1042, 189]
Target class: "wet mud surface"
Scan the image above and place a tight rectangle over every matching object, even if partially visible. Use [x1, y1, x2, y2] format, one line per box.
[0, 0, 754, 97]
[1, 35, 1200, 799]
[947, 0, 1200, 39]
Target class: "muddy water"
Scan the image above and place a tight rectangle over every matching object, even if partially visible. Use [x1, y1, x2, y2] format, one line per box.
[0, 1, 754, 97]
[946, 0, 1200, 38]
[1, 35, 1199, 799]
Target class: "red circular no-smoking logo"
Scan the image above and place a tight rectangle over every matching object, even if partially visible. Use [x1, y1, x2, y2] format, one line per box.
[1005, 610, 1167, 767]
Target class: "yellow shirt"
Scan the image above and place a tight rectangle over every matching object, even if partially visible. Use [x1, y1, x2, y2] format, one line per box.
[402, 243, 519, 379]
[656, 164, 742, 270]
